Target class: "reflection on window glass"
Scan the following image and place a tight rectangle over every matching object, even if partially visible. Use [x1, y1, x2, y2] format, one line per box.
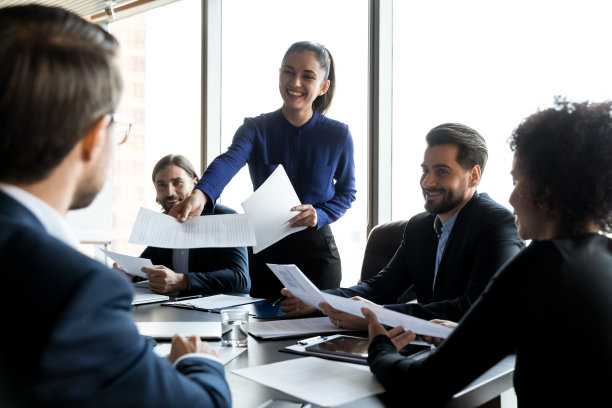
[108, 0, 202, 257]
[221, 0, 368, 286]
[392, 0, 612, 220]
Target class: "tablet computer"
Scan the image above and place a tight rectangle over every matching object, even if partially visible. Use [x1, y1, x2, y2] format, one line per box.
[304, 335, 431, 365]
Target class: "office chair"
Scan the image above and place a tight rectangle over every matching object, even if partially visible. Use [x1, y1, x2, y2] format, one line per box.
[359, 219, 416, 302]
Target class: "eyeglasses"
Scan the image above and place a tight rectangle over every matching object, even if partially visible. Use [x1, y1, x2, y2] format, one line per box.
[109, 113, 134, 145]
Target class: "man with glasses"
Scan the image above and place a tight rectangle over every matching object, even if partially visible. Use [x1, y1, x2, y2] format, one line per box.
[0, 5, 230, 407]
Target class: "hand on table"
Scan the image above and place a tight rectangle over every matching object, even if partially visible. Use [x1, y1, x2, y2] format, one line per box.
[167, 334, 219, 364]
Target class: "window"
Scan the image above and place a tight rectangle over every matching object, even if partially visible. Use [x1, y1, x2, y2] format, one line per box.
[107, 0, 202, 256]
[391, 0, 612, 220]
[219, 0, 369, 286]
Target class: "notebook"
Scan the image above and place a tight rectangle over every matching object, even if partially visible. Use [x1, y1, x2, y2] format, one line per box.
[132, 286, 170, 305]
[136, 321, 222, 340]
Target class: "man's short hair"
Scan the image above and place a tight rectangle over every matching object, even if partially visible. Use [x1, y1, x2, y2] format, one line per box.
[0, 5, 123, 184]
[426, 123, 488, 172]
[152, 154, 199, 183]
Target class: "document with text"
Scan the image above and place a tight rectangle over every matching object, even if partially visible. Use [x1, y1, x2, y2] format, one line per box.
[241, 165, 306, 254]
[248, 316, 352, 339]
[269, 263, 453, 339]
[128, 207, 256, 249]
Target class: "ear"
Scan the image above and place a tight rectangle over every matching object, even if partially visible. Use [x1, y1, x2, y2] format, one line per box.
[318, 79, 331, 96]
[193, 176, 199, 186]
[81, 115, 110, 163]
[468, 165, 482, 187]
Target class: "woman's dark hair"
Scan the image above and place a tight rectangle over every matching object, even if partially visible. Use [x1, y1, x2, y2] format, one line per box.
[151, 154, 198, 183]
[283, 41, 335, 114]
[426, 123, 488, 173]
[509, 97, 612, 234]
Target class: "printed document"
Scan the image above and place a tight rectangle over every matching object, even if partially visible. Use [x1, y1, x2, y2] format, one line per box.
[128, 207, 256, 248]
[232, 357, 384, 406]
[248, 316, 352, 339]
[101, 249, 151, 278]
[241, 165, 306, 254]
[269, 263, 453, 339]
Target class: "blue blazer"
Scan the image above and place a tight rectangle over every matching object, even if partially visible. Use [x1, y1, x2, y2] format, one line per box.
[0, 191, 231, 407]
[141, 204, 250, 295]
[328, 192, 524, 321]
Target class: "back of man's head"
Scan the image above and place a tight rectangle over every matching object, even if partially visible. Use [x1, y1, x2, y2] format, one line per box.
[0, 5, 123, 184]
[426, 123, 488, 173]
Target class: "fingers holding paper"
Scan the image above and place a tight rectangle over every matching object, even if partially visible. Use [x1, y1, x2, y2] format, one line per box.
[419, 319, 457, 347]
[143, 265, 189, 294]
[112, 262, 133, 279]
[168, 189, 207, 223]
[289, 204, 317, 228]
[320, 302, 368, 330]
[279, 288, 317, 316]
[362, 307, 417, 350]
[167, 334, 219, 364]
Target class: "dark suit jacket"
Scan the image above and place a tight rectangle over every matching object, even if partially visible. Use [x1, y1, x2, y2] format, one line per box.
[141, 204, 250, 295]
[328, 192, 524, 321]
[0, 191, 231, 407]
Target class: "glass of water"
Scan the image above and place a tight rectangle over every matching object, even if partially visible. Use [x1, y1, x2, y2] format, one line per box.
[220, 308, 249, 347]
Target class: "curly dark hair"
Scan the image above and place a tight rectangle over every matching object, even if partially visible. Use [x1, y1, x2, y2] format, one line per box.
[509, 97, 612, 234]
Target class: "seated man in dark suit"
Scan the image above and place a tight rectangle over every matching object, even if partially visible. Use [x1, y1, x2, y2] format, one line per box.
[282, 123, 524, 331]
[0, 5, 230, 407]
[131, 154, 249, 295]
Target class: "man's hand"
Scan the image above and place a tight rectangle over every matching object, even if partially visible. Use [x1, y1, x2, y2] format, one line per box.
[112, 262, 133, 279]
[167, 334, 219, 364]
[362, 307, 417, 350]
[419, 319, 457, 347]
[319, 301, 369, 330]
[289, 204, 317, 228]
[168, 189, 207, 223]
[279, 288, 317, 316]
[142, 265, 188, 294]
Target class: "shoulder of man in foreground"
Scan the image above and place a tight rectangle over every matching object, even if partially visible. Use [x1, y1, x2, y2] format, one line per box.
[0, 217, 231, 407]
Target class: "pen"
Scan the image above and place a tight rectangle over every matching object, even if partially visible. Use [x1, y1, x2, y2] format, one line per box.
[297, 335, 327, 345]
[173, 295, 202, 301]
[271, 296, 287, 306]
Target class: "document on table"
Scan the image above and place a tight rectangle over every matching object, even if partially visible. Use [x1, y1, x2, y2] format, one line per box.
[128, 207, 257, 249]
[232, 357, 384, 407]
[101, 249, 151, 278]
[241, 165, 306, 254]
[269, 263, 453, 339]
[248, 316, 352, 339]
[163, 294, 265, 312]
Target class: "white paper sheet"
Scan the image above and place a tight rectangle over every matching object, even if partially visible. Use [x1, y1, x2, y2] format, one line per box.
[101, 249, 152, 278]
[165, 294, 265, 310]
[266, 263, 326, 309]
[154, 343, 246, 365]
[128, 207, 257, 249]
[248, 316, 352, 339]
[232, 357, 384, 407]
[268, 263, 453, 339]
[241, 165, 306, 254]
[322, 293, 453, 339]
[132, 286, 170, 305]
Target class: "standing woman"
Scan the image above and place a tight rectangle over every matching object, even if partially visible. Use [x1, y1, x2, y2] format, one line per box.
[170, 41, 356, 299]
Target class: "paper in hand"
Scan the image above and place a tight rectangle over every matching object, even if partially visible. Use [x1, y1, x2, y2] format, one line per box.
[101, 249, 152, 278]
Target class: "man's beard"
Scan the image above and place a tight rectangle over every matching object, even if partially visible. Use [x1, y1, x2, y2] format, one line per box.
[423, 188, 464, 215]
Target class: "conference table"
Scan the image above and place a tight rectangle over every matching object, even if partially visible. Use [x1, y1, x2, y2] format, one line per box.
[131, 300, 515, 408]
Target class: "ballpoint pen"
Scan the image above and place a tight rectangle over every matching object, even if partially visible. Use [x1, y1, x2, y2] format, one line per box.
[271, 296, 287, 306]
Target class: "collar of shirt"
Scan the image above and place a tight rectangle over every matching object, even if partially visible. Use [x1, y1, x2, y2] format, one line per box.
[0, 183, 80, 248]
[433, 212, 459, 239]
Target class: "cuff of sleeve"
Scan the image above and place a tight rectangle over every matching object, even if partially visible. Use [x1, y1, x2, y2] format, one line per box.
[174, 352, 222, 367]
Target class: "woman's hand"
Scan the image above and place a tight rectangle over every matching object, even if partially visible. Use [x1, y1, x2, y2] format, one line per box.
[289, 204, 317, 228]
